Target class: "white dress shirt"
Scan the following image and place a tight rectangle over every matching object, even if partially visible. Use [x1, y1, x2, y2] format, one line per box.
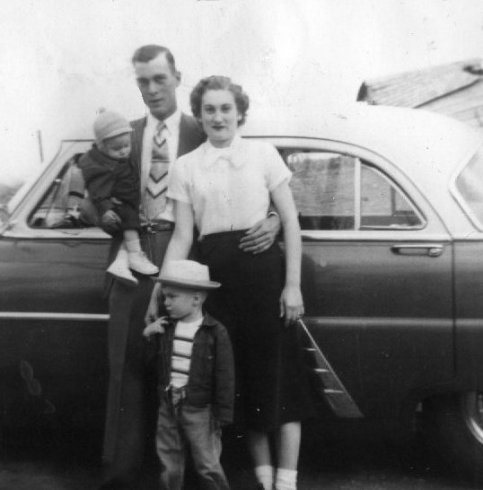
[140, 110, 182, 222]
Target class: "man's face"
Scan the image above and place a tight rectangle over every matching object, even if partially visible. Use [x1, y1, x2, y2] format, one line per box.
[134, 53, 181, 120]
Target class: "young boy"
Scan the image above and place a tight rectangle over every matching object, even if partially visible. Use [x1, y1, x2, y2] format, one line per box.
[79, 110, 158, 285]
[143, 259, 234, 490]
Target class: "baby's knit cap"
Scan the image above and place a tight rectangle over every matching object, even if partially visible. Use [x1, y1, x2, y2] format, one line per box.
[93, 110, 132, 143]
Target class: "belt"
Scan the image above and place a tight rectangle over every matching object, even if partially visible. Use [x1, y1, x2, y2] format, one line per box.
[141, 220, 174, 234]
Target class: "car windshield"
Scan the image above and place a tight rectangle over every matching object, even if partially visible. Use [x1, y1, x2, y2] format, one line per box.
[455, 145, 483, 229]
[0, 181, 23, 207]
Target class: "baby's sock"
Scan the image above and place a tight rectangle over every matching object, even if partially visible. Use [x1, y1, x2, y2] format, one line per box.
[124, 237, 142, 253]
[254, 464, 274, 490]
[274, 468, 297, 490]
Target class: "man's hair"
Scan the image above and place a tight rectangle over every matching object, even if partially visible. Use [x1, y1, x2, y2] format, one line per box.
[190, 75, 250, 126]
[131, 45, 177, 73]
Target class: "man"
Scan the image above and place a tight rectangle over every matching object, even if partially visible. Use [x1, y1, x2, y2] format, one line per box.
[99, 45, 280, 489]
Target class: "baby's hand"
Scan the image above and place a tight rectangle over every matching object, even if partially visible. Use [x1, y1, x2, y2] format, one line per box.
[143, 317, 168, 338]
[101, 209, 121, 231]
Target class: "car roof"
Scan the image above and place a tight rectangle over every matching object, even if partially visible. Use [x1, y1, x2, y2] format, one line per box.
[242, 103, 481, 175]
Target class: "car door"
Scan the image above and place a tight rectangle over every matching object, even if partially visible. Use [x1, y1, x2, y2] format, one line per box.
[274, 139, 454, 418]
[0, 141, 110, 429]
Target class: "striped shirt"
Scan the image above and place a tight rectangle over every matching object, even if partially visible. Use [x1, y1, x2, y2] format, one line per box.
[170, 317, 203, 388]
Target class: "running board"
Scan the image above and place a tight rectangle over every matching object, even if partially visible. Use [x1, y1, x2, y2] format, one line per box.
[298, 319, 363, 418]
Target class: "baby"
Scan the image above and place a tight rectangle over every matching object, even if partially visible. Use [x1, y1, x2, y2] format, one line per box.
[79, 110, 158, 285]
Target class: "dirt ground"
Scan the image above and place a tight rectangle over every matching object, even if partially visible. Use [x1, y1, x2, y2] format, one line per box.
[0, 420, 479, 490]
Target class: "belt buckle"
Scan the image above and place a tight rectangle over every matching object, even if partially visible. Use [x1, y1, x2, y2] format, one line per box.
[168, 386, 186, 407]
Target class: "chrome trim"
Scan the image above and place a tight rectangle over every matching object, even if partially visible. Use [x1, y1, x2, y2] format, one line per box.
[354, 158, 361, 230]
[307, 316, 452, 329]
[462, 392, 483, 445]
[449, 144, 483, 232]
[300, 230, 451, 241]
[0, 312, 109, 322]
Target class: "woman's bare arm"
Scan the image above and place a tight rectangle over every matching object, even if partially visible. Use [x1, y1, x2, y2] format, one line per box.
[270, 181, 304, 326]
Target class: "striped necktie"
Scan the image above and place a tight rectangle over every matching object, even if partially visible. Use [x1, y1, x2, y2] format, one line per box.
[145, 121, 170, 220]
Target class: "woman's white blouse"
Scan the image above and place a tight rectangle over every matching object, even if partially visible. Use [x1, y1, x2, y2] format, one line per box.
[167, 135, 291, 236]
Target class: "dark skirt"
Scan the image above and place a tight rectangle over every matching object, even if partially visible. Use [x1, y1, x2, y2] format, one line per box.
[198, 230, 314, 432]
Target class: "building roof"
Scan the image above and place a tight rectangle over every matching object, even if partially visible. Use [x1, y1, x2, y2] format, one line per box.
[357, 59, 483, 130]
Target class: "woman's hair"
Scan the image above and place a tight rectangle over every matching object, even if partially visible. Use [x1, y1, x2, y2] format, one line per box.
[190, 76, 250, 126]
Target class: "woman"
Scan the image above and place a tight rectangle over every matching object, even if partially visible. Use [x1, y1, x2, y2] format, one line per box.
[156, 76, 313, 490]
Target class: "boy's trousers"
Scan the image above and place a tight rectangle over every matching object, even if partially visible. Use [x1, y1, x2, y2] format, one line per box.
[156, 390, 230, 490]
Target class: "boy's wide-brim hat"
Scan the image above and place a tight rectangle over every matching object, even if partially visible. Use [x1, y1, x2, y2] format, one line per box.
[156, 260, 221, 290]
[93, 110, 132, 143]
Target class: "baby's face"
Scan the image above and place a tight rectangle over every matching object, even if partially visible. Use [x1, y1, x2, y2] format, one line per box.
[102, 133, 132, 160]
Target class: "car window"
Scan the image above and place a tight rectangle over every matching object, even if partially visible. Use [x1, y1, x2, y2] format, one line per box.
[361, 165, 422, 229]
[454, 146, 483, 230]
[284, 150, 423, 231]
[29, 154, 99, 229]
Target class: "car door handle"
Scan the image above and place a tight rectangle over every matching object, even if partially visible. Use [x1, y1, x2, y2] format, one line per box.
[390, 243, 444, 257]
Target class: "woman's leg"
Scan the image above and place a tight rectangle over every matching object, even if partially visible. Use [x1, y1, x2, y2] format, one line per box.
[274, 421, 301, 490]
[275, 421, 301, 469]
[248, 430, 274, 489]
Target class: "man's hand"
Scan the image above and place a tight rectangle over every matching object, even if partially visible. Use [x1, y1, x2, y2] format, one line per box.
[239, 214, 281, 254]
[101, 209, 121, 234]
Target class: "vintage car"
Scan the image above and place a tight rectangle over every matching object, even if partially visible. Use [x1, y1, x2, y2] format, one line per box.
[1, 104, 483, 476]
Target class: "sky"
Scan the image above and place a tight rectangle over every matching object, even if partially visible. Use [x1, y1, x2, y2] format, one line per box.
[1, 0, 483, 185]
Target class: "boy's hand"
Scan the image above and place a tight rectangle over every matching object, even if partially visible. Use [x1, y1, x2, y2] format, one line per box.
[143, 316, 168, 338]
[145, 283, 161, 324]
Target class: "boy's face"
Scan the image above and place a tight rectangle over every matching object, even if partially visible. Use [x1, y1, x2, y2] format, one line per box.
[161, 285, 202, 320]
[101, 132, 132, 160]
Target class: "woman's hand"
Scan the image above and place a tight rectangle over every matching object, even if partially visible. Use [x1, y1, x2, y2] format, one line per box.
[280, 285, 304, 327]
[144, 283, 161, 325]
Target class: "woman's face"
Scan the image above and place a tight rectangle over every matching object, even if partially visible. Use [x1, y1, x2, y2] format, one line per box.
[200, 89, 241, 148]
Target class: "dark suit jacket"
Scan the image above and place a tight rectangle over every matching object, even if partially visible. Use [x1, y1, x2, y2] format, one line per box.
[130, 113, 205, 177]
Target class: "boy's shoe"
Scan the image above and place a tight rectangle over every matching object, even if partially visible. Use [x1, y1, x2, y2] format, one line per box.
[107, 258, 139, 286]
[128, 251, 159, 275]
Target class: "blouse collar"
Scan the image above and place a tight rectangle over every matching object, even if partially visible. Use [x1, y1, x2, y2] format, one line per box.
[202, 135, 244, 168]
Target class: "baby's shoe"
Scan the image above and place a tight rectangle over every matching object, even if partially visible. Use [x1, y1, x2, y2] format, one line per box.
[128, 251, 159, 275]
[107, 253, 138, 287]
